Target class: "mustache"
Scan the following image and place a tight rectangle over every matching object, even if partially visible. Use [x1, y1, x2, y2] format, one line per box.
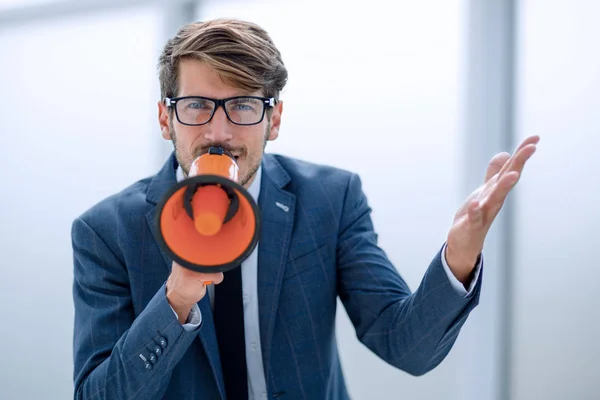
[193, 142, 247, 159]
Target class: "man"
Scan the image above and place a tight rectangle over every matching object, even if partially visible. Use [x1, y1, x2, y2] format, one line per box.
[71, 18, 538, 400]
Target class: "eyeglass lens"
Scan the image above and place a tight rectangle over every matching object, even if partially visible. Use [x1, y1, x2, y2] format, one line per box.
[176, 97, 265, 125]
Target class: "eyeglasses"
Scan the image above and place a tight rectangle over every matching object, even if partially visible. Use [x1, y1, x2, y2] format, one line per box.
[165, 95, 276, 126]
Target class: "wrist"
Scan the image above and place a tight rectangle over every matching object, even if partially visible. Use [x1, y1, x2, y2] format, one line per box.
[165, 286, 194, 324]
[444, 242, 479, 284]
[169, 298, 193, 324]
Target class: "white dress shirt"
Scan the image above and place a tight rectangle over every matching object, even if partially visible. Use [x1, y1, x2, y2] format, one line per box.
[169, 164, 481, 400]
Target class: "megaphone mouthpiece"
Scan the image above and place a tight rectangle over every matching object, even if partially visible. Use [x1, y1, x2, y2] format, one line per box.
[189, 146, 239, 181]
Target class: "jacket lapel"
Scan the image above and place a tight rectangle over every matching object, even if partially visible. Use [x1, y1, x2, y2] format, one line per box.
[257, 154, 295, 380]
[144, 153, 225, 400]
[144, 153, 178, 274]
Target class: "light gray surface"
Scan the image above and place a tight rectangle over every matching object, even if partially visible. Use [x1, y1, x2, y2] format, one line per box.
[0, 5, 161, 399]
[511, 1, 600, 399]
[459, 1, 517, 399]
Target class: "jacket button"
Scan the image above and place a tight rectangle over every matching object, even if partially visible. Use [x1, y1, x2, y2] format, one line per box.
[148, 353, 157, 363]
[144, 363, 152, 371]
[153, 346, 162, 356]
[157, 337, 167, 348]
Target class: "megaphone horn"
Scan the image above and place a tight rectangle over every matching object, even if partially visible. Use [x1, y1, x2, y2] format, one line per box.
[155, 146, 261, 273]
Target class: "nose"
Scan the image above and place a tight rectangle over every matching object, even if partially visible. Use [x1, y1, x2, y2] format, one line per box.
[203, 106, 233, 143]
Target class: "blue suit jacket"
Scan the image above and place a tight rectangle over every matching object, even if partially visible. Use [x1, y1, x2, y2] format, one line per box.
[72, 152, 482, 400]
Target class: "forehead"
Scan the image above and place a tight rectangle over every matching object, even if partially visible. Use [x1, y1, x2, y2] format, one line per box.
[177, 58, 261, 98]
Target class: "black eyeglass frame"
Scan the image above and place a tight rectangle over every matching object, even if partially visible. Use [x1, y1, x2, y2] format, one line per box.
[165, 95, 276, 126]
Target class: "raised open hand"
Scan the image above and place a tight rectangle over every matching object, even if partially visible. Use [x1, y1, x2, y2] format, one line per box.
[445, 135, 540, 283]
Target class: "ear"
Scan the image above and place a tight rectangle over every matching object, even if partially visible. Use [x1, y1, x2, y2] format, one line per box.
[267, 100, 283, 141]
[158, 100, 171, 140]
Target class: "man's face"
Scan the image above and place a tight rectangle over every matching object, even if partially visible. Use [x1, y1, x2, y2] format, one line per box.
[158, 59, 283, 187]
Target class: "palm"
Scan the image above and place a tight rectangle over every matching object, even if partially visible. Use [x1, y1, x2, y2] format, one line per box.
[445, 135, 540, 274]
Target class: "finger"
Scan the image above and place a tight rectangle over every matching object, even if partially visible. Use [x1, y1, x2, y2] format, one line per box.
[480, 171, 519, 210]
[181, 268, 224, 285]
[199, 272, 225, 285]
[211, 272, 225, 285]
[512, 135, 540, 155]
[510, 144, 536, 173]
[498, 135, 540, 179]
[485, 152, 511, 183]
[498, 135, 539, 174]
[498, 143, 537, 178]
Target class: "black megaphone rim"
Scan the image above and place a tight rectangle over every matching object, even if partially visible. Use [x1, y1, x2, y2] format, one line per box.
[154, 174, 261, 273]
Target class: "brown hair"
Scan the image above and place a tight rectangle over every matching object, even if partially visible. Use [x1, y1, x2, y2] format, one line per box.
[158, 18, 288, 102]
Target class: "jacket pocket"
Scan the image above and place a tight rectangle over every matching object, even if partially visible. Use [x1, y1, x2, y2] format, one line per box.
[284, 242, 332, 280]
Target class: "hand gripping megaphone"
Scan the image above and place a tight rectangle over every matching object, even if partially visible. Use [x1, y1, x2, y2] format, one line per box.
[155, 146, 260, 273]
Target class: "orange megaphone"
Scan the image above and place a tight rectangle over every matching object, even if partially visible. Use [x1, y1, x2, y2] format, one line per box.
[155, 146, 260, 273]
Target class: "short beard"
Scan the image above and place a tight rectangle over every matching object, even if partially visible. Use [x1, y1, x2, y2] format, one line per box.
[169, 120, 188, 176]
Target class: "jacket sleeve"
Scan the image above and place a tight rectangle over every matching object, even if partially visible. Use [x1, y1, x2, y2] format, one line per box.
[336, 173, 483, 376]
[71, 216, 200, 400]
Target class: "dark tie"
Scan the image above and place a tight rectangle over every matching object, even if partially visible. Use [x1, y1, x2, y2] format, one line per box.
[214, 265, 248, 400]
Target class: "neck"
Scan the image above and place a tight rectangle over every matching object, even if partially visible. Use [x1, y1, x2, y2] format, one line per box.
[243, 171, 257, 190]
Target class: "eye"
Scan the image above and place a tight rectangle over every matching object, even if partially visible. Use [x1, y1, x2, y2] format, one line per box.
[187, 101, 210, 110]
[232, 103, 253, 111]
[227, 98, 261, 113]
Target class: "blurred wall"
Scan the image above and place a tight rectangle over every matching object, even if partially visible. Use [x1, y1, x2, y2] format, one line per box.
[511, 0, 600, 399]
[0, 5, 160, 399]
